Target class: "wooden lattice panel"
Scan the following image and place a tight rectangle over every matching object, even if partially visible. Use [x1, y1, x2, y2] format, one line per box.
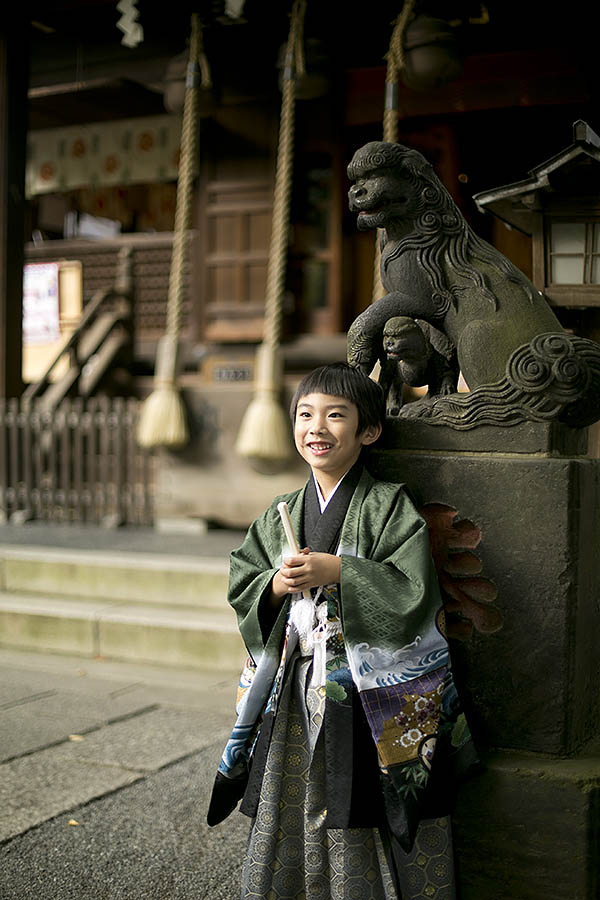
[25, 234, 195, 343]
[201, 179, 272, 342]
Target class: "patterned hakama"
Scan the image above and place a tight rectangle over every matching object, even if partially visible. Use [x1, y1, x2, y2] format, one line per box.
[241, 654, 456, 900]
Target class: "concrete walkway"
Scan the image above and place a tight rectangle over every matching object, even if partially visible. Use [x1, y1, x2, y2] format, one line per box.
[0, 520, 246, 558]
[0, 646, 249, 899]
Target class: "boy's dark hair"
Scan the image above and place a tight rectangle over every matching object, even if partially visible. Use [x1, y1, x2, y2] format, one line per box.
[290, 363, 385, 434]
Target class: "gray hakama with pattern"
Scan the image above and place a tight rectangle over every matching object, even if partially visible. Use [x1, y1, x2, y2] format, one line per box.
[241, 647, 456, 900]
[241, 651, 396, 900]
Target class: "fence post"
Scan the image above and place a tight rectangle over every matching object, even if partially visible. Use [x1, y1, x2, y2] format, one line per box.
[73, 397, 84, 521]
[7, 398, 18, 520]
[0, 398, 6, 522]
[11, 397, 33, 524]
[31, 400, 42, 519]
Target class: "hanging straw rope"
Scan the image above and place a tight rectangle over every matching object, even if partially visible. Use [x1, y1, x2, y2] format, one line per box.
[236, 0, 307, 468]
[371, 0, 416, 304]
[138, 13, 210, 448]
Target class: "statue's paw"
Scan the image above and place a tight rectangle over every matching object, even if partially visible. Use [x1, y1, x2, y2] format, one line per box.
[398, 398, 435, 419]
[436, 381, 459, 397]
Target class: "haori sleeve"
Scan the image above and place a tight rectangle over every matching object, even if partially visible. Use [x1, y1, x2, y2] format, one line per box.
[339, 484, 442, 657]
[228, 504, 290, 662]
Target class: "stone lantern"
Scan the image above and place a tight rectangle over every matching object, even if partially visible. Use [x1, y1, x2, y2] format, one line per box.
[473, 119, 600, 312]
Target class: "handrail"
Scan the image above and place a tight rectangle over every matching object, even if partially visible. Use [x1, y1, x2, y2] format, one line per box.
[22, 247, 133, 407]
[22, 288, 118, 404]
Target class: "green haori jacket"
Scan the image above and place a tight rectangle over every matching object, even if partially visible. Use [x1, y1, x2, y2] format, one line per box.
[231, 469, 444, 675]
[218, 469, 473, 849]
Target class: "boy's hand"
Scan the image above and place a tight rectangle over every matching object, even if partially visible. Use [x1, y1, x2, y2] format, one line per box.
[272, 549, 341, 599]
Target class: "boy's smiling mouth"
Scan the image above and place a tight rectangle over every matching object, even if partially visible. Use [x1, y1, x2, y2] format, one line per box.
[307, 441, 334, 454]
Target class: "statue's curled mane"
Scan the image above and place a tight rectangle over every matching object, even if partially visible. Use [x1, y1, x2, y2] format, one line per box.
[365, 146, 535, 313]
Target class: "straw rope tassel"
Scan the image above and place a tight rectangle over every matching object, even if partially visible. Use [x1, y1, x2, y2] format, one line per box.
[137, 14, 208, 448]
[236, 0, 306, 467]
[371, 0, 416, 306]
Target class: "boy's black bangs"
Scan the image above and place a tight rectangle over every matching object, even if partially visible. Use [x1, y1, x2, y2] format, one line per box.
[290, 363, 385, 433]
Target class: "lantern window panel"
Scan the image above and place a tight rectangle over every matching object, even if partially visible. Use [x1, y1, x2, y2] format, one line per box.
[550, 222, 585, 254]
[548, 221, 600, 285]
[552, 255, 584, 284]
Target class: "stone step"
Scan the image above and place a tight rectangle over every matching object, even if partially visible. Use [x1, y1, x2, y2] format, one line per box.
[0, 546, 230, 609]
[0, 592, 246, 671]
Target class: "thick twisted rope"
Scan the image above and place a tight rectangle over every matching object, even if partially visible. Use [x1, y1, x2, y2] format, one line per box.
[262, 0, 306, 353]
[372, 0, 416, 304]
[137, 14, 211, 448]
[383, 0, 415, 143]
[165, 13, 210, 342]
[235, 0, 306, 464]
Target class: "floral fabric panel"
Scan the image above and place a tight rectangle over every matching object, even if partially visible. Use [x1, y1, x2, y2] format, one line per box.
[360, 668, 447, 770]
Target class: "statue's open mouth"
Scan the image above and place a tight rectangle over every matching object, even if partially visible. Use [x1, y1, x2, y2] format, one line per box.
[356, 198, 403, 217]
[358, 206, 384, 218]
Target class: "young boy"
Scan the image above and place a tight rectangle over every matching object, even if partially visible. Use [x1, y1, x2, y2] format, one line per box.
[208, 363, 473, 900]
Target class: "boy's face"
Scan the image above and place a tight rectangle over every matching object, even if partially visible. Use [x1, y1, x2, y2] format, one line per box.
[294, 392, 381, 486]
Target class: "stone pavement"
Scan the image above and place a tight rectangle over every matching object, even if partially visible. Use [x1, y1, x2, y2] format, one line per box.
[0, 520, 246, 558]
[0, 646, 250, 899]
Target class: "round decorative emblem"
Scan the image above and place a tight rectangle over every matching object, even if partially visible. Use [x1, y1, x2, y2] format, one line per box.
[40, 162, 55, 181]
[435, 606, 447, 637]
[137, 132, 154, 152]
[104, 154, 119, 174]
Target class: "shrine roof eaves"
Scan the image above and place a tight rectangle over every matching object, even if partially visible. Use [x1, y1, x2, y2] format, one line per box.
[473, 120, 600, 234]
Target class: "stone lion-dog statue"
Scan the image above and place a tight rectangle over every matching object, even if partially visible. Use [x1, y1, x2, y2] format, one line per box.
[347, 141, 600, 429]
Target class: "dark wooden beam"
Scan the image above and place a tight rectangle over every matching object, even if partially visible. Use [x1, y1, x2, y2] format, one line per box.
[345, 49, 592, 126]
[0, 19, 28, 397]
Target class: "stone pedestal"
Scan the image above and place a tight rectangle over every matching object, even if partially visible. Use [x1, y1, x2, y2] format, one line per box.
[368, 420, 600, 898]
[453, 744, 600, 900]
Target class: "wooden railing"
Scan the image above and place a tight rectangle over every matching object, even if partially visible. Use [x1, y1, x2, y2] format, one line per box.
[0, 397, 154, 526]
[22, 246, 133, 412]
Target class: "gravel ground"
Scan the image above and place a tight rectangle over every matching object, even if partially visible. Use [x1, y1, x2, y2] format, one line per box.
[0, 744, 249, 900]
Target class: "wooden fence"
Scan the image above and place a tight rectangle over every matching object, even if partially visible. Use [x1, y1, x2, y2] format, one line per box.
[0, 397, 154, 526]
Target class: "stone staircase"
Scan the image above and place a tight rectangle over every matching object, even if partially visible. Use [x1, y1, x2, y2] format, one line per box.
[0, 545, 246, 670]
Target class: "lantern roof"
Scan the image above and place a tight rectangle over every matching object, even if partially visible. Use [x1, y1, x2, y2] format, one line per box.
[473, 120, 600, 235]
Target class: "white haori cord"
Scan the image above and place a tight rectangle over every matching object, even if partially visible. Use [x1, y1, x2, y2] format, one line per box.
[289, 588, 342, 688]
[277, 501, 342, 687]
